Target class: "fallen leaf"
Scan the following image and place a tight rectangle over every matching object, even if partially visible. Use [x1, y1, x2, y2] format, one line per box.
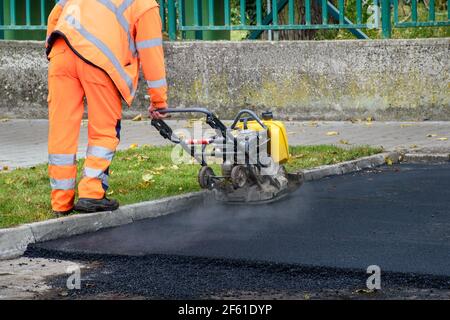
[339, 139, 350, 145]
[427, 134, 437, 138]
[326, 131, 339, 136]
[132, 114, 143, 121]
[308, 121, 319, 127]
[129, 143, 138, 149]
[410, 144, 418, 149]
[290, 154, 305, 160]
[0, 118, 9, 123]
[366, 117, 373, 122]
[2, 166, 9, 171]
[385, 157, 393, 166]
[354, 288, 375, 294]
[400, 124, 413, 128]
[142, 174, 154, 183]
[107, 190, 114, 196]
[303, 294, 310, 300]
[437, 137, 448, 141]
[59, 291, 69, 297]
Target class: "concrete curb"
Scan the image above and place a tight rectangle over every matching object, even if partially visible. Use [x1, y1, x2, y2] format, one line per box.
[302, 152, 401, 181]
[0, 226, 35, 260]
[0, 192, 205, 260]
[402, 153, 450, 164]
[0, 150, 430, 260]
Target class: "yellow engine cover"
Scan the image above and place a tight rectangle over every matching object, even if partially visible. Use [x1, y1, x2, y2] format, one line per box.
[236, 119, 290, 164]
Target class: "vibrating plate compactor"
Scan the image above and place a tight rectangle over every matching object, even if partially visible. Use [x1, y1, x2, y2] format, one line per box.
[151, 108, 304, 204]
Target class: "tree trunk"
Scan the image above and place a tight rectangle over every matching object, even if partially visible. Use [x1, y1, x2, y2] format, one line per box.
[276, 1, 324, 40]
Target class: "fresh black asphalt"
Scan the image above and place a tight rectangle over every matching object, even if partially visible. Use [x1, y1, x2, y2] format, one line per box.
[32, 163, 450, 277]
[27, 163, 450, 299]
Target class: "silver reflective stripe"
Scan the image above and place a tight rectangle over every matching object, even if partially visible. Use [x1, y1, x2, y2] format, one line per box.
[58, 0, 68, 7]
[65, 15, 134, 95]
[136, 38, 162, 50]
[83, 168, 109, 187]
[87, 146, 115, 161]
[117, 0, 136, 56]
[50, 178, 76, 190]
[83, 167, 106, 179]
[49, 154, 76, 166]
[96, 0, 137, 56]
[118, 0, 135, 13]
[147, 78, 167, 89]
[102, 174, 109, 187]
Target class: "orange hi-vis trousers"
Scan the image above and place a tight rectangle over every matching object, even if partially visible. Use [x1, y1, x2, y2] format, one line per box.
[48, 38, 122, 212]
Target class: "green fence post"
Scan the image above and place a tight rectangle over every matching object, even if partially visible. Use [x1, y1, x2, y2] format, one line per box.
[411, 0, 417, 22]
[0, 2, 4, 39]
[305, 0, 311, 25]
[167, 0, 177, 40]
[321, 0, 328, 24]
[208, 0, 214, 26]
[240, 0, 246, 25]
[356, 0, 362, 24]
[40, 0, 46, 27]
[256, 0, 262, 25]
[184, 0, 229, 40]
[448, 0, 450, 20]
[428, 0, 435, 21]
[381, 0, 392, 38]
[224, 0, 230, 25]
[25, 0, 31, 26]
[160, 0, 166, 32]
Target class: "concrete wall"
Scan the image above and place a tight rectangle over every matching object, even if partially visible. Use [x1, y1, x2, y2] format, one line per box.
[0, 39, 449, 120]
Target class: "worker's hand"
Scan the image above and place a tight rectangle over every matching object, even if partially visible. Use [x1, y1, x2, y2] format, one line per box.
[149, 105, 168, 120]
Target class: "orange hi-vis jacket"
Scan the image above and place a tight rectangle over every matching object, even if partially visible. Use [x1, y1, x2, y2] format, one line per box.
[46, 0, 167, 108]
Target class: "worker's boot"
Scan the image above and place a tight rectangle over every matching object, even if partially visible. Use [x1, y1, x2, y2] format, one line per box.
[53, 209, 73, 217]
[74, 197, 119, 213]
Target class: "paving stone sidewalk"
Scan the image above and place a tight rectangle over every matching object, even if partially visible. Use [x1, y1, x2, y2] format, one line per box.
[0, 119, 448, 169]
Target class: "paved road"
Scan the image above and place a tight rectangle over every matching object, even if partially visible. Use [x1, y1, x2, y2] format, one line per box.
[1, 119, 449, 169]
[34, 164, 450, 277]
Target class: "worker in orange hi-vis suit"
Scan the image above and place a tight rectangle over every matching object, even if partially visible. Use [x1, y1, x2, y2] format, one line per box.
[46, 0, 168, 215]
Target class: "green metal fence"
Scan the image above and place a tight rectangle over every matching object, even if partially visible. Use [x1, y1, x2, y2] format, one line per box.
[0, 0, 449, 40]
[0, 0, 56, 40]
[163, 0, 450, 39]
[0, 0, 54, 30]
[392, 0, 450, 28]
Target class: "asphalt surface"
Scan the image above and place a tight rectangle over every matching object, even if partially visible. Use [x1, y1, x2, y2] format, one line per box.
[27, 163, 450, 299]
[33, 163, 450, 274]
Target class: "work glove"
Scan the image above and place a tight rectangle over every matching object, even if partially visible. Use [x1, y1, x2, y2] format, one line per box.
[149, 104, 168, 120]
